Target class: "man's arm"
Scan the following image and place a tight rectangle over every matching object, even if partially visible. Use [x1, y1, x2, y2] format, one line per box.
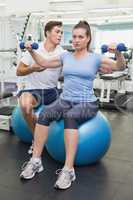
[29, 50, 62, 68]
[24, 42, 62, 68]
[16, 62, 45, 76]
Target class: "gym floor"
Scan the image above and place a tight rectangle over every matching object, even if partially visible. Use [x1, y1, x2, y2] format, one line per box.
[0, 110, 133, 200]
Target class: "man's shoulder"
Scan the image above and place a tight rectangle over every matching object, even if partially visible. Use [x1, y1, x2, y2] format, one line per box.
[55, 45, 65, 53]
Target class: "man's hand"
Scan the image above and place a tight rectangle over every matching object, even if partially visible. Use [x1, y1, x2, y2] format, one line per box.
[25, 41, 33, 52]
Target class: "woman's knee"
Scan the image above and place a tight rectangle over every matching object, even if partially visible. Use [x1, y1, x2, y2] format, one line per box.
[37, 104, 62, 126]
[64, 117, 78, 129]
[37, 109, 51, 126]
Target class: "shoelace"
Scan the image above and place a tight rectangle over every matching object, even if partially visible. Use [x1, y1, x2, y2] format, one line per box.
[21, 161, 33, 171]
[55, 168, 71, 183]
[55, 169, 62, 175]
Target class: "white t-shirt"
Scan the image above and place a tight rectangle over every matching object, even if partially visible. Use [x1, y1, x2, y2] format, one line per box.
[18, 42, 64, 90]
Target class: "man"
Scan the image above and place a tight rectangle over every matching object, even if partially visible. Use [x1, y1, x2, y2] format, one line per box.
[17, 21, 64, 154]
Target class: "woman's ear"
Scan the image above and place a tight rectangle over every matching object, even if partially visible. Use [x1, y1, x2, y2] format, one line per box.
[87, 36, 90, 43]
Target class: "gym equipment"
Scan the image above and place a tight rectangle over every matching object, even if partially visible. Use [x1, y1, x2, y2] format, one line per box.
[0, 105, 15, 131]
[46, 112, 112, 166]
[0, 92, 17, 131]
[11, 105, 44, 143]
[94, 43, 133, 110]
[0, 92, 13, 99]
[98, 71, 128, 104]
[101, 43, 127, 54]
[19, 42, 39, 50]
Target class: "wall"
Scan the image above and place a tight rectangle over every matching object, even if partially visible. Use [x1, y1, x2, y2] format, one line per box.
[0, 0, 133, 16]
[0, 0, 49, 14]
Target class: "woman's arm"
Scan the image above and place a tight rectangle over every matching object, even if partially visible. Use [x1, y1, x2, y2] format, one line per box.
[100, 44, 126, 72]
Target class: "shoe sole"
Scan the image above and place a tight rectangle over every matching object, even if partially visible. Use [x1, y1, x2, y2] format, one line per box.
[20, 166, 44, 180]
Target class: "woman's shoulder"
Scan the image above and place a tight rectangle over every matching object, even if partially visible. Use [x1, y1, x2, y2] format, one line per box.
[88, 51, 100, 56]
[88, 52, 102, 60]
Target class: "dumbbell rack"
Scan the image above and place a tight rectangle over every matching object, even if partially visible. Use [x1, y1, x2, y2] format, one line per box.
[0, 111, 12, 131]
[0, 95, 17, 131]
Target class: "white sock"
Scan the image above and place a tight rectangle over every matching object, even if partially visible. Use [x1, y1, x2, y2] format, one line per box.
[63, 166, 74, 172]
[31, 157, 41, 164]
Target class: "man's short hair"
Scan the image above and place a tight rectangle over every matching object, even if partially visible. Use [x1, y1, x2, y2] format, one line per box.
[44, 21, 62, 37]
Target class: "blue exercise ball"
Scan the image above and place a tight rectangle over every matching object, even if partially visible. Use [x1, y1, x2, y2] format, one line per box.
[11, 105, 44, 143]
[46, 112, 112, 166]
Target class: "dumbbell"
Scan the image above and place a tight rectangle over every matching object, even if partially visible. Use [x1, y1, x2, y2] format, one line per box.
[19, 42, 39, 50]
[101, 43, 127, 53]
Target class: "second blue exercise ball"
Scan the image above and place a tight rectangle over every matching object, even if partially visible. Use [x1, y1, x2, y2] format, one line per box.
[46, 112, 112, 166]
[11, 105, 44, 143]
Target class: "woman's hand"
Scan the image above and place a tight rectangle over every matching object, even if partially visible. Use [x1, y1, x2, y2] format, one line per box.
[100, 65, 113, 73]
[108, 43, 118, 54]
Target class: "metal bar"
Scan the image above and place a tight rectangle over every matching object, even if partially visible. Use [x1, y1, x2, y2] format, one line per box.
[0, 49, 16, 52]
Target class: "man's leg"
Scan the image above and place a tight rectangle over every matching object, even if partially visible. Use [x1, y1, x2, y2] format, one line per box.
[32, 124, 49, 158]
[20, 98, 65, 180]
[20, 123, 49, 180]
[19, 92, 38, 134]
[31, 98, 67, 158]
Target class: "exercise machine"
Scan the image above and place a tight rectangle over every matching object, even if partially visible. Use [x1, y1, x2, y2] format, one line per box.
[94, 44, 133, 110]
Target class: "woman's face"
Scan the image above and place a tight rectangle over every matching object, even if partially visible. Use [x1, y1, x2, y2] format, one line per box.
[72, 28, 90, 51]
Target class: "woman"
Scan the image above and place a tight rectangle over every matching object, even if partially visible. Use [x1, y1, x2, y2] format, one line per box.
[20, 21, 126, 189]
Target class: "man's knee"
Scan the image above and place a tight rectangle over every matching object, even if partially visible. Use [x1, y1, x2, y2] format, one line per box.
[20, 103, 33, 115]
[19, 95, 34, 115]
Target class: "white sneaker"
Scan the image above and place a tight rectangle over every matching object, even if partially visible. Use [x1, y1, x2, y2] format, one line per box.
[20, 158, 44, 179]
[54, 166, 76, 189]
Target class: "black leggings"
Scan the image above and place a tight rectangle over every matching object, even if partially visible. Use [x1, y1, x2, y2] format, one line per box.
[38, 98, 99, 129]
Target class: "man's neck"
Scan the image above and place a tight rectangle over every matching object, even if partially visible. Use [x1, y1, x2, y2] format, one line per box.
[43, 40, 57, 52]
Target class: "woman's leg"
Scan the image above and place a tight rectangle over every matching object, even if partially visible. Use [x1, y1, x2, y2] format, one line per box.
[55, 101, 98, 189]
[64, 128, 78, 169]
[54, 115, 79, 189]
[54, 118, 78, 189]
[64, 101, 98, 169]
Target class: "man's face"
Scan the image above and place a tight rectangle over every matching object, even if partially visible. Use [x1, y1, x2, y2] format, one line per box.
[47, 26, 63, 45]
